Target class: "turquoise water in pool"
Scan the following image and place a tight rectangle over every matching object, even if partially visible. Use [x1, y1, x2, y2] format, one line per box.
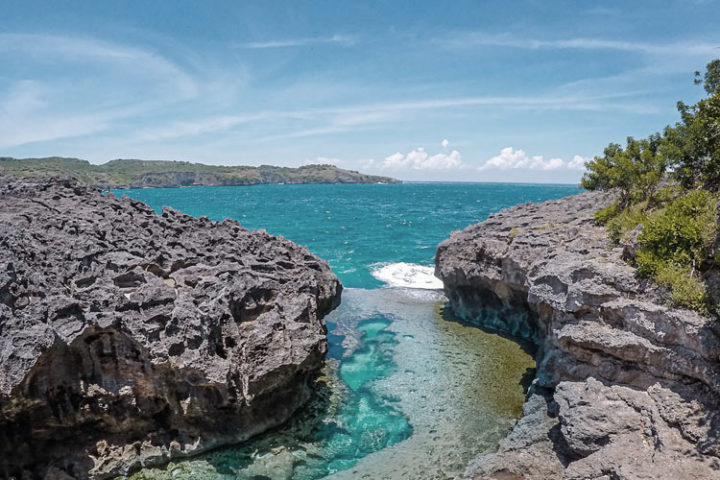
[117, 182, 578, 480]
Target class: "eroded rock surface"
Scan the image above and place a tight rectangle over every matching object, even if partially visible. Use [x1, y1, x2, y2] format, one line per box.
[0, 174, 341, 479]
[436, 191, 720, 479]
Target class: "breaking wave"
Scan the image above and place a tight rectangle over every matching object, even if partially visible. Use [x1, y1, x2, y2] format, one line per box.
[371, 262, 444, 289]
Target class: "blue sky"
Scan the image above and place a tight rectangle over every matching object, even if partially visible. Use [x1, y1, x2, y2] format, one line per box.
[1, 0, 719, 183]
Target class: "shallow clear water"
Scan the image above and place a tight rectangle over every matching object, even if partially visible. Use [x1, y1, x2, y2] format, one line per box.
[117, 182, 577, 480]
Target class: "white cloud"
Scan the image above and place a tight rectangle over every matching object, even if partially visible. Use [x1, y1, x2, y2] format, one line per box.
[567, 155, 588, 170]
[0, 80, 109, 147]
[0, 33, 198, 98]
[383, 147, 462, 170]
[478, 147, 566, 171]
[360, 158, 376, 169]
[237, 34, 356, 49]
[441, 139, 449, 148]
[437, 33, 719, 57]
[0, 33, 205, 148]
[135, 115, 258, 142]
[310, 156, 342, 166]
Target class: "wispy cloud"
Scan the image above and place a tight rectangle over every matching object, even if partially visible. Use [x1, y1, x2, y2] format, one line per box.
[436, 33, 720, 56]
[0, 33, 199, 98]
[133, 89, 658, 145]
[134, 115, 263, 142]
[0, 81, 109, 146]
[0, 33, 208, 148]
[236, 34, 356, 49]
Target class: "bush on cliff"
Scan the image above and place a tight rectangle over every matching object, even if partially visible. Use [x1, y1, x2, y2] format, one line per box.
[582, 59, 720, 314]
[663, 92, 720, 190]
[633, 190, 718, 312]
[635, 190, 718, 277]
[594, 186, 684, 243]
[653, 264, 710, 313]
[581, 134, 666, 208]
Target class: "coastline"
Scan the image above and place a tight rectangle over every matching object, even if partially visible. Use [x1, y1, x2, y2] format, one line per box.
[436, 190, 720, 479]
[0, 158, 400, 189]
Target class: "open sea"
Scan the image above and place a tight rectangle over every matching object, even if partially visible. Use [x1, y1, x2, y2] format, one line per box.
[114, 182, 580, 480]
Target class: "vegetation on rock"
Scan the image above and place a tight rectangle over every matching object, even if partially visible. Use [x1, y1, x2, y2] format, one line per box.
[0, 157, 399, 188]
[582, 60, 720, 313]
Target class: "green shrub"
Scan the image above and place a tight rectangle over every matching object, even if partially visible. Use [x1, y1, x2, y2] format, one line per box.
[581, 135, 666, 207]
[654, 264, 710, 313]
[636, 190, 718, 276]
[594, 203, 619, 225]
[633, 190, 718, 313]
[649, 185, 683, 207]
[605, 200, 649, 243]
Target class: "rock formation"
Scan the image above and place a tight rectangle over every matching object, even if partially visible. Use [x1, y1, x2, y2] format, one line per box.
[436, 191, 720, 479]
[0, 174, 341, 479]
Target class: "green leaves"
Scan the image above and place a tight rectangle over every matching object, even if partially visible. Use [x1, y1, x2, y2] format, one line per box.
[633, 190, 718, 313]
[665, 61, 720, 190]
[637, 190, 717, 274]
[581, 135, 666, 207]
[695, 59, 720, 96]
[584, 60, 720, 314]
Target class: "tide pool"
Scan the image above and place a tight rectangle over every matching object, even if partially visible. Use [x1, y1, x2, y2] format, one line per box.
[118, 182, 575, 479]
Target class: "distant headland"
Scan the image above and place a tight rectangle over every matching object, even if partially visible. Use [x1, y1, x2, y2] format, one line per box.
[0, 157, 400, 189]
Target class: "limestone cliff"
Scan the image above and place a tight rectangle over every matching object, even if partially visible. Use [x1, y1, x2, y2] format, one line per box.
[0, 174, 341, 479]
[436, 191, 720, 479]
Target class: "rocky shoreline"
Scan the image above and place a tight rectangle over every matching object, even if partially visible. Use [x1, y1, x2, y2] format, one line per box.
[0, 174, 341, 479]
[436, 191, 720, 479]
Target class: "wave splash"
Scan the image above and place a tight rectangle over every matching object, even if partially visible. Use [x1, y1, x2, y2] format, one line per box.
[371, 262, 444, 289]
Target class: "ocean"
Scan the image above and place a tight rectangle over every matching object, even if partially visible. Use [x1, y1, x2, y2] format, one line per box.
[115, 182, 580, 480]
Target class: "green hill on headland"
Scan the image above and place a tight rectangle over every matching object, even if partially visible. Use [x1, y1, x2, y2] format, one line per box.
[0, 157, 399, 188]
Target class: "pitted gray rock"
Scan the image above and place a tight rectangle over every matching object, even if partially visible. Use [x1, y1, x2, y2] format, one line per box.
[436, 190, 720, 479]
[0, 174, 341, 479]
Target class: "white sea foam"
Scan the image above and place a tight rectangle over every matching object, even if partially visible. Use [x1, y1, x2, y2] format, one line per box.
[371, 262, 444, 289]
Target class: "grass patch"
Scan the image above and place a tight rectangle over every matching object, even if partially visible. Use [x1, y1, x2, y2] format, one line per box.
[604, 200, 650, 243]
[654, 264, 710, 313]
[536, 223, 556, 233]
[634, 190, 719, 313]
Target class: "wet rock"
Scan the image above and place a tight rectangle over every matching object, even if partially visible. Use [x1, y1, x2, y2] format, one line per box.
[0, 173, 341, 479]
[436, 190, 720, 479]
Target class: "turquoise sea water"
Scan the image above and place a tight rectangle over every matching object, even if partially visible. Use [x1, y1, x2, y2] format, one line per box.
[118, 182, 579, 480]
[116, 182, 579, 289]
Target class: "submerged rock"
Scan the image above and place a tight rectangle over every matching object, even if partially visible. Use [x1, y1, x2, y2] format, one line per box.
[436, 190, 720, 479]
[0, 174, 341, 479]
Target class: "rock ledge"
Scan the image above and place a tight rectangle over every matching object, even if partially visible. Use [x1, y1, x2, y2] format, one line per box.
[436, 191, 720, 479]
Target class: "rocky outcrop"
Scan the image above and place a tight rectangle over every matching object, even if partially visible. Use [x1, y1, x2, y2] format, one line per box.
[436, 191, 720, 479]
[0, 174, 341, 479]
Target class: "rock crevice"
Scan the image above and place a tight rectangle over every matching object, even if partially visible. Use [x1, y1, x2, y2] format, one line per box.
[436, 191, 720, 479]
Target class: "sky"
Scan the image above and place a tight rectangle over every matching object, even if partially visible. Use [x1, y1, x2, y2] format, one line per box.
[1, 0, 719, 183]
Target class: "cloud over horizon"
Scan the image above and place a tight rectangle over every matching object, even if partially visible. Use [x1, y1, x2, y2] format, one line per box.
[2, 1, 717, 183]
[383, 146, 462, 170]
[478, 148, 587, 172]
